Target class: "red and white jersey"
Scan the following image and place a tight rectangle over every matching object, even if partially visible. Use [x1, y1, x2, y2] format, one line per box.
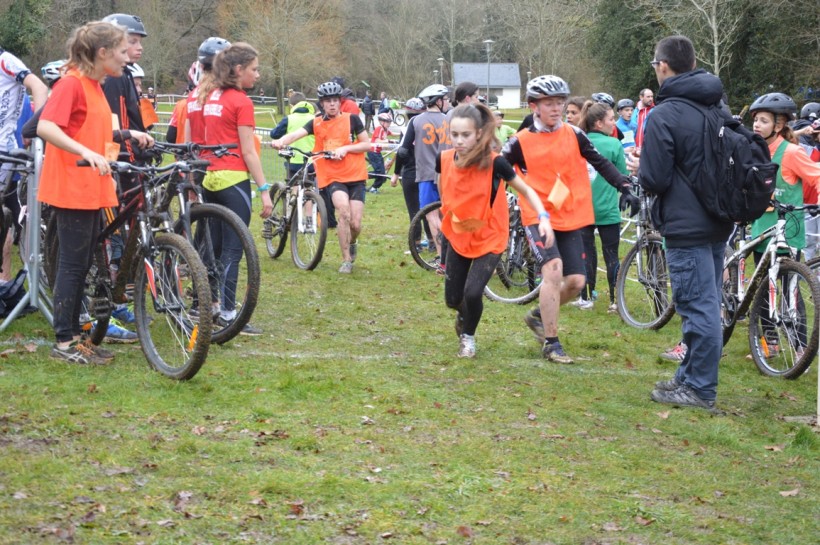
[0, 50, 32, 151]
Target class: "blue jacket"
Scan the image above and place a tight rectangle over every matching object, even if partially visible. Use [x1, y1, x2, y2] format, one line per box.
[638, 69, 734, 247]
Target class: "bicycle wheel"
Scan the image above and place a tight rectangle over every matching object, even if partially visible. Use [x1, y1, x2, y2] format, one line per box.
[721, 261, 739, 346]
[615, 234, 675, 329]
[261, 182, 288, 258]
[484, 222, 541, 305]
[291, 189, 328, 270]
[177, 203, 260, 344]
[407, 201, 441, 272]
[748, 260, 820, 379]
[134, 232, 211, 380]
[394, 113, 406, 126]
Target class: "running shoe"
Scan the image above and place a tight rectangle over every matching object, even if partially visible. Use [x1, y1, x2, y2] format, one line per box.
[103, 318, 138, 344]
[654, 376, 682, 391]
[607, 302, 618, 313]
[50, 341, 110, 365]
[576, 298, 594, 310]
[542, 341, 574, 364]
[82, 338, 115, 361]
[215, 315, 263, 336]
[659, 341, 687, 362]
[458, 334, 476, 358]
[339, 261, 353, 274]
[524, 308, 545, 346]
[112, 305, 136, 324]
[650, 384, 716, 411]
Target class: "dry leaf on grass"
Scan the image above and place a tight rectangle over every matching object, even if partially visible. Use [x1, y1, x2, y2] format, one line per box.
[779, 489, 799, 497]
[764, 444, 785, 452]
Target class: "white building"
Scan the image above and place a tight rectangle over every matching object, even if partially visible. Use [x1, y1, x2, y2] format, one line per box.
[452, 63, 521, 109]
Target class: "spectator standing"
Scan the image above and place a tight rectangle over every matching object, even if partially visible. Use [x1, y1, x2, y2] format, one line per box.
[493, 111, 515, 145]
[269, 92, 316, 179]
[632, 88, 654, 149]
[378, 91, 390, 114]
[639, 35, 732, 411]
[362, 90, 375, 131]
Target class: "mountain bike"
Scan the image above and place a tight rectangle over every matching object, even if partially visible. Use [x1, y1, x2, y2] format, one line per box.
[261, 147, 329, 270]
[148, 142, 260, 344]
[484, 190, 541, 304]
[722, 201, 820, 379]
[407, 200, 442, 272]
[615, 177, 674, 329]
[52, 159, 213, 380]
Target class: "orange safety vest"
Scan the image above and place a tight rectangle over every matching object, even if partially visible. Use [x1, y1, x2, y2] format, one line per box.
[139, 97, 159, 128]
[38, 72, 119, 210]
[439, 149, 509, 258]
[170, 98, 188, 144]
[312, 113, 367, 189]
[515, 125, 593, 230]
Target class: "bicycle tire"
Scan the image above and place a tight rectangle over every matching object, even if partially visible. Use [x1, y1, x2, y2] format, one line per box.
[394, 113, 406, 126]
[261, 182, 288, 258]
[290, 189, 328, 270]
[748, 259, 820, 379]
[407, 201, 441, 272]
[134, 232, 212, 380]
[615, 234, 675, 330]
[483, 221, 541, 305]
[721, 260, 739, 346]
[176, 203, 260, 344]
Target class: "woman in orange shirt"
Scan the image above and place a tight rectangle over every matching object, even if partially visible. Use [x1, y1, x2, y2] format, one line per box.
[438, 104, 552, 358]
[37, 21, 152, 365]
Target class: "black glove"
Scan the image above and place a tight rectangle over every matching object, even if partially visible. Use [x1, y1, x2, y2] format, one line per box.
[619, 191, 640, 217]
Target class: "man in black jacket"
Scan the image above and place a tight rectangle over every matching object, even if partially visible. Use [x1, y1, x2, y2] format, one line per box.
[639, 35, 732, 412]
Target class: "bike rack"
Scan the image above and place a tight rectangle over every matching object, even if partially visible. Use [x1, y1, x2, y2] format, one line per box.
[0, 137, 52, 332]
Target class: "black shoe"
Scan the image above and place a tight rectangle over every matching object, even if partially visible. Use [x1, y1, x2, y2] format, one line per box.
[650, 384, 717, 412]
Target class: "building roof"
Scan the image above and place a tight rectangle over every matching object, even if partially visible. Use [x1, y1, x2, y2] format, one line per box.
[453, 63, 521, 88]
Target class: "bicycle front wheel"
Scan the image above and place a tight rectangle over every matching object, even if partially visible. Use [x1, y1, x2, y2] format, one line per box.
[134, 233, 212, 380]
[178, 203, 261, 344]
[261, 182, 288, 258]
[407, 201, 441, 272]
[484, 224, 541, 305]
[291, 189, 328, 270]
[616, 234, 675, 329]
[394, 113, 406, 126]
[748, 260, 820, 379]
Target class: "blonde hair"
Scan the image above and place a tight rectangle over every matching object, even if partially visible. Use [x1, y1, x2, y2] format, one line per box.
[65, 21, 126, 76]
[449, 103, 499, 170]
[198, 42, 258, 105]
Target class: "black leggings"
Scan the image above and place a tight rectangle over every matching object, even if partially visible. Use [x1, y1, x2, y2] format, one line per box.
[444, 247, 501, 336]
[52, 207, 99, 343]
[580, 223, 620, 302]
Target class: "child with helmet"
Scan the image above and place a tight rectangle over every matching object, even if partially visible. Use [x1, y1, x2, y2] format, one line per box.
[367, 112, 395, 193]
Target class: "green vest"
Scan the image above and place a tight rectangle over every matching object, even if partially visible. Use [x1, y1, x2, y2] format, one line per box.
[751, 140, 804, 252]
[286, 110, 316, 165]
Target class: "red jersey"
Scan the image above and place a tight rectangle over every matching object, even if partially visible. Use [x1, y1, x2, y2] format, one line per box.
[370, 125, 392, 153]
[186, 86, 206, 145]
[202, 87, 256, 172]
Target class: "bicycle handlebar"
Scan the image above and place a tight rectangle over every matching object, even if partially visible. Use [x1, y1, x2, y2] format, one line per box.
[76, 159, 208, 174]
[277, 147, 334, 160]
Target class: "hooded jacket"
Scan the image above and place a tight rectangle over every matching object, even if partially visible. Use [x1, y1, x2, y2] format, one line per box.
[638, 68, 734, 247]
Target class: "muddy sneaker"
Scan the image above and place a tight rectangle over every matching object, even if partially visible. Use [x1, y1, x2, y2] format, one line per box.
[458, 334, 476, 358]
[542, 341, 574, 364]
[576, 298, 594, 310]
[659, 341, 687, 362]
[338, 261, 353, 274]
[654, 376, 682, 391]
[81, 338, 115, 362]
[650, 384, 716, 411]
[607, 302, 618, 313]
[51, 341, 110, 365]
[524, 308, 545, 345]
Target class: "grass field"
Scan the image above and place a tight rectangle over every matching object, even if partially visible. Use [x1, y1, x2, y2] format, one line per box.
[1, 149, 818, 543]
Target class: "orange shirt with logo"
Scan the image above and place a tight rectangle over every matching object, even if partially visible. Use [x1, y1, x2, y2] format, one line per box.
[515, 125, 593, 230]
[312, 113, 367, 188]
[38, 71, 118, 210]
[439, 149, 509, 258]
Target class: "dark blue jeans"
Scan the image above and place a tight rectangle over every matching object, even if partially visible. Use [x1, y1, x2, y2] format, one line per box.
[666, 242, 724, 401]
[203, 181, 251, 313]
[367, 151, 387, 189]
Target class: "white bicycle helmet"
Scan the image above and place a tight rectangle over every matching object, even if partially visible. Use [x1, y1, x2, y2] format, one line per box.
[317, 81, 343, 99]
[526, 75, 570, 101]
[377, 112, 393, 122]
[41, 60, 65, 85]
[127, 63, 145, 79]
[405, 97, 425, 112]
[418, 84, 449, 106]
[198, 37, 231, 69]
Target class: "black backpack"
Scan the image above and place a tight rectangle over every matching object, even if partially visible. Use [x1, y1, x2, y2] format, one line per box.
[0, 269, 27, 319]
[667, 98, 778, 224]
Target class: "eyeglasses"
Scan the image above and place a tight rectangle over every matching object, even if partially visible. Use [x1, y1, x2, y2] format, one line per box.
[649, 59, 663, 67]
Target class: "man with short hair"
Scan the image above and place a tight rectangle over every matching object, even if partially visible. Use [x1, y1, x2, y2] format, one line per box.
[632, 88, 654, 148]
[639, 35, 732, 411]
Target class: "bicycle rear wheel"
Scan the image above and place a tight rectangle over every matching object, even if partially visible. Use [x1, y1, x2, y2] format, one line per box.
[178, 203, 260, 344]
[291, 189, 328, 270]
[616, 234, 675, 329]
[748, 260, 820, 379]
[407, 201, 441, 272]
[134, 233, 211, 380]
[261, 182, 288, 258]
[484, 222, 541, 305]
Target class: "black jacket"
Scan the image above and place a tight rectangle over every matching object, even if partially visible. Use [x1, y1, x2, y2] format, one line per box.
[102, 69, 148, 162]
[639, 69, 734, 247]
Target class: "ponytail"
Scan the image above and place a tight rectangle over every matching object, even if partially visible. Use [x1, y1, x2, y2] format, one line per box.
[65, 21, 126, 76]
[578, 101, 611, 134]
[198, 42, 258, 105]
[450, 103, 499, 170]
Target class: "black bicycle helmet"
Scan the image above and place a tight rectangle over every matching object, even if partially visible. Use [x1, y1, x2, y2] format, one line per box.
[317, 81, 343, 99]
[749, 92, 798, 120]
[418, 84, 449, 106]
[616, 98, 634, 111]
[526, 75, 570, 101]
[800, 102, 820, 121]
[592, 92, 615, 108]
[198, 37, 231, 68]
[102, 13, 147, 36]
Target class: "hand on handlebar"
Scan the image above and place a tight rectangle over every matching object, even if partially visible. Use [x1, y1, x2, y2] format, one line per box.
[131, 131, 154, 149]
[80, 149, 111, 176]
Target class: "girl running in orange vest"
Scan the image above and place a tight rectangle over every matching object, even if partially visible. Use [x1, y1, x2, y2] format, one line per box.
[439, 103, 552, 358]
[37, 21, 153, 365]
